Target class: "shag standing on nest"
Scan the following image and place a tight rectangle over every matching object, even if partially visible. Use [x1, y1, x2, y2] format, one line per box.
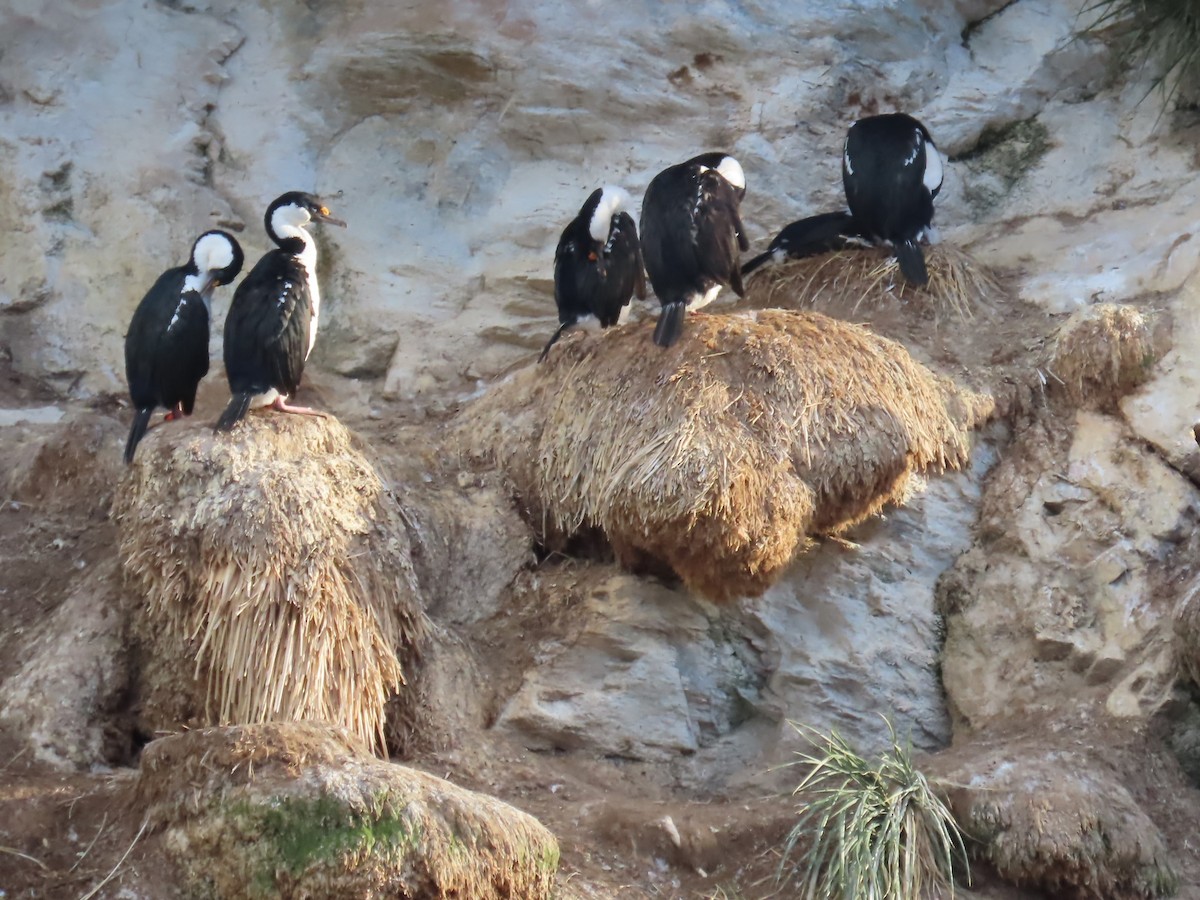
[215, 191, 346, 432]
[842, 112, 943, 286]
[124, 230, 244, 464]
[540, 185, 646, 363]
[741, 210, 867, 277]
[640, 152, 749, 348]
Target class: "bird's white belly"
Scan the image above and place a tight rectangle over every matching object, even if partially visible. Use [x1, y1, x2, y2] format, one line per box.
[250, 388, 281, 409]
[689, 284, 723, 311]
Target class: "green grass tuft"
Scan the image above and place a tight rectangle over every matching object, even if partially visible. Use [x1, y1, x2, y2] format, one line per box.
[776, 719, 969, 900]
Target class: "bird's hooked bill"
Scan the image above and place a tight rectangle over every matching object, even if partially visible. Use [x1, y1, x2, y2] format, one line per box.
[315, 206, 347, 228]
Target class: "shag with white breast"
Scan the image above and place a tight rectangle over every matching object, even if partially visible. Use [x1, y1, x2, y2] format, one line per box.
[842, 112, 943, 286]
[640, 152, 749, 348]
[741, 210, 866, 277]
[124, 230, 244, 464]
[214, 191, 346, 432]
[540, 185, 646, 363]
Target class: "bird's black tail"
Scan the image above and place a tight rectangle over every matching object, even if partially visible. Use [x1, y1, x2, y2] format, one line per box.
[741, 251, 774, 278]
[895, 240, 929, 287]
[653, 301, 686, 348]
[538, 321, 570, 364]
[124, 407, 153, 465]
[214, 392, 253, 432]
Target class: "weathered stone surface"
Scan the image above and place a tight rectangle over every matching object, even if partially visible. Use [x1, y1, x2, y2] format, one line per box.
[497, 573, 764, 762]
[0, 0, 1120, 401]
[940, 410, 1193, 730]
[0, 560, 129, 768]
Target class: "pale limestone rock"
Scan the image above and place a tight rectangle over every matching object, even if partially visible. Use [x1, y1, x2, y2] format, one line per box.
[940, 410, 1192, 730]
[0, 560, 128, 768]
[496, 575, 739, 761]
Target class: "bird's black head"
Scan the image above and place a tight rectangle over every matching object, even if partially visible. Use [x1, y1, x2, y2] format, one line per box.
[264, 191, 347, 249]
[187, 230, 244, 290]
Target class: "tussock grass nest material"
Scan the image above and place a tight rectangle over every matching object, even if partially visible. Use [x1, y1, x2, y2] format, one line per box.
[1047, 303, 1162, 405]
[934, 733, 1178, 900]
[457, 309, 993, 601]
[742, 243, 1002, 322]
[137, 722, 559, 900]
[114, 415, 426, 754]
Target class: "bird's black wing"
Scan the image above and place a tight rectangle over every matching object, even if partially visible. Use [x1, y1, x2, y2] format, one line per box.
[553, 225, 593, 326]
[125, 267, 211, 410]
[694, 169, 746, 295]
[843, 121, 933, 243]
[593, 211, 643, 326]
[223, 251, 312, 398]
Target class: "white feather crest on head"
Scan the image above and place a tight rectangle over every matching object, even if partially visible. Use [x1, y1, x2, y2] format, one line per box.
[589, 185, 633, 242]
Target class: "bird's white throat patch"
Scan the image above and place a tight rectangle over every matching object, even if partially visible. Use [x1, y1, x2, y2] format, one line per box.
[589, 186, 632, 243]
[271, 203, 312, 237]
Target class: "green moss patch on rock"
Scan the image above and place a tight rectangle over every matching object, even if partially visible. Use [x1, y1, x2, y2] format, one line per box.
[954, 117, 1051, 217]
[137, 722, 559, 900]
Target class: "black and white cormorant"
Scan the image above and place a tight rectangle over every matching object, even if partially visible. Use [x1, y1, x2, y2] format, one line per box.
[123, 230, 244, 464]
[640, 152, 749, 348]
[214, 191, 345, 432]
[842, 112, 943, 286]
[540, 185, 646, 362]
[741, 210, 866, 277]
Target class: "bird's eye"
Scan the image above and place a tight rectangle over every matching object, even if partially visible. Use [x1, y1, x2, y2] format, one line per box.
[587, 251, 598, 261]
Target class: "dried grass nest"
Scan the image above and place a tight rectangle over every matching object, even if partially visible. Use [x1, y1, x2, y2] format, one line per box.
[457, 308, 994, 601]
[137, 722, 559, 900]
[114, 414, 427, 754]
[933, 732, 1178, 900]
[742, 242, 1002, 321]
[1046, 303, 1162, 406]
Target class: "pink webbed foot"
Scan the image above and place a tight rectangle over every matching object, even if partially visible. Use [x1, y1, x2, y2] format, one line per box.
[270, 396, 327, 418]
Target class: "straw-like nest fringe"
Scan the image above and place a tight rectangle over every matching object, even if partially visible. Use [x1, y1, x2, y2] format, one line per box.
[943, 748, 1177, 900]
[137, 723, 559, 900]
[1047, 303, 1161, 406]
[114, 415, 427, 753]
[458, 309, 994, 601]
[742, 243, 1001, 321]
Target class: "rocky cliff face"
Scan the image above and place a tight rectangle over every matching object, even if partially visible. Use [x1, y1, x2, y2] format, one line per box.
[0, 0, 1120, 399]
[6, 0, 1200, 896]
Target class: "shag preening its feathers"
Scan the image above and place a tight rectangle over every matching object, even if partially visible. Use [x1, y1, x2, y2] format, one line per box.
[842, 112, 942, 286]
[215, 191, 346, 432]
[540, 185, 647, 363]
[123, 229, 244, 464]
[640, 152, 749, 348]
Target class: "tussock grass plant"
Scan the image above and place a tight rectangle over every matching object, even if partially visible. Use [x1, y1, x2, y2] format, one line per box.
[1083, 0, 1200, 106]
[777, 720, 969, 900]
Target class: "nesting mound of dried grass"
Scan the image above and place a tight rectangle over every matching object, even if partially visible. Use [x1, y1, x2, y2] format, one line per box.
[113, 415, 426, 753]
[937, 740, 1177, 900]
[1047, 303, 1162, 406]
[742, 243, 1002, 321]
[137, 722, 559, 900]
[457, 309, 993, 600]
